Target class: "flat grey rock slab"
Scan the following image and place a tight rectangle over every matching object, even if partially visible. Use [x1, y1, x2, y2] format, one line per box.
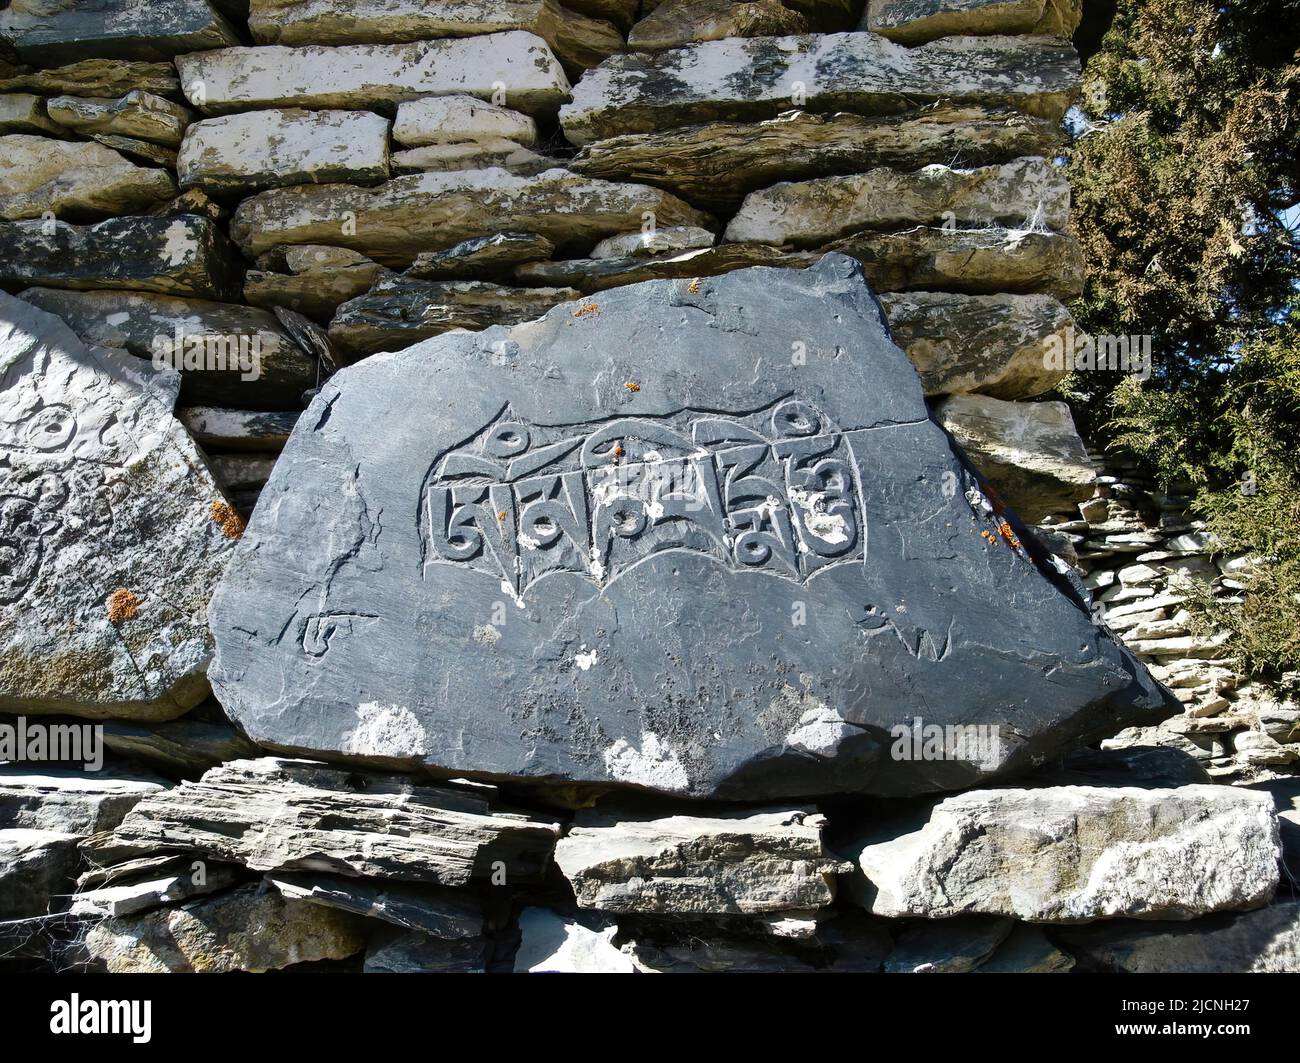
[406, 232, 556, 281]
[175, 33, 571, 117]
[46, 90, 192, 146]
[93, 758, 562, 887]
[208, 254, 1174, 800]
[0, 59, 182, 100]
[864, 0, 1083, 44]
[266, 871, 483, 938]
[847, 784, 1280, 922]
[555, 806, 846, 914]
[0, 293, 239, 719]
[99, 717, 262, 778]
[0, 214, 244, 301]
[570, 105, 1064, 213]
[177, 407, 301, 452]
[0, 0, 239, 64]
[365, 929, 489, 972]
[0, 765, 168, 834]
[18, 287, 317, 409]
[883, 915, 1014, 973]
[560, 31, 1081, 145]
[0, 828, 81, 920]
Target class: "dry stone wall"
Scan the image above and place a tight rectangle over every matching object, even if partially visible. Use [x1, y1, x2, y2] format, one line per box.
[0, 0, 1295, 974]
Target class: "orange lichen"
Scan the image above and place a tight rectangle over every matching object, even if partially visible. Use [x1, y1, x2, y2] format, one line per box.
[106, 588, 139, 623]
[997, 520, 1022, 550]
[497, 510, 508, 522]
[210, 499, 246, 540]
[687, 278, 701, 294]
[573, 303, 599, 318]
[613, 445, 625, 458]
[624, 382, 640, 393]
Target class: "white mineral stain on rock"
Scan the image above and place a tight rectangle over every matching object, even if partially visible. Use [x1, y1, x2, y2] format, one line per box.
[785, 704, 855, 756]
[603, 732, 690, 792]
[343, 702, 427, 757]
[162, 218, 198, 266]
[574, 646, 598, 671]
[788, 486, 849, 545]
[472, 624, 500, 646]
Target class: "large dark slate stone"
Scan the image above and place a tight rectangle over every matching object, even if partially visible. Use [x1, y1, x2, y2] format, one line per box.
[208, 255, 1175, 800]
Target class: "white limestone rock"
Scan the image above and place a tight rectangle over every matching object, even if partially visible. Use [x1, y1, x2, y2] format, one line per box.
[175, 33, 571, 117]
[393, 94, 538, 147]
[849, 785, 1280, 922]
[391, 140, 553, 176]
[590, 225, 715, 258]
[178, 109, 391, 194]
[0, 766, 167, 835]
[863, 0, 1083, 44]
[514, 908, 639, 973]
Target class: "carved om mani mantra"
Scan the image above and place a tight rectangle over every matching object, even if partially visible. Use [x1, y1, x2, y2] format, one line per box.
[419, 398, 868, 594]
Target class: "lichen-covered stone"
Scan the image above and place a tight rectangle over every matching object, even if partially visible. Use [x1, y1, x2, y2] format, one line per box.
[392, 94, 538, 147]
[628, 0, 808, 50]
[0, 0, 239, 64]
[863, 0, 1082, 44]
[46, 90, 191, 146]
[0, 135, 175, 220]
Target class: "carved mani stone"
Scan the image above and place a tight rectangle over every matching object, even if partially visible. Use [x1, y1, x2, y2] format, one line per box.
[208, 255, 1176, 800]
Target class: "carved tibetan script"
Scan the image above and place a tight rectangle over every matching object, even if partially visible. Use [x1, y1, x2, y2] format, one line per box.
[419, 398, 869, 593]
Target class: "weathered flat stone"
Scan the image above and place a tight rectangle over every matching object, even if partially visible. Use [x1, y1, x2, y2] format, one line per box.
[18, 288, 317, 410]
[0, 214, 243, 301]
[561, 32, 1081, 145]
[571, 106, 1064, 212]
[628, 0, 807, 49]
[70, 863, 241, 917]
[391, 140, 553, 176]
[0, 294, 239, 719]
[266, 872, 483, 938]
[0, 766, 167, 834]
[864, 0, 1082, 44]
[85, 882, 367, 973]
[512, 243, 817, 292]
[591, 226, 715, 259]
[936, 394, 1096, 520]
[365, 930, 489, 972]
[565, 0, 640, 30]
[94, 758, 561, 885]
[246, 0, 623, 73]
[393, 94, 538, 147]
[0, 59, 181, 99]
[849, 785, 1279, 922]
[555, 806, 845, 914]
[175, 34, 570, 117]
[1059, 901, 1300, 973]
[0, 93, 67, 136]
[879, 291, 1073, 399]
[210, 454, 278, 490]
[46, 90, 191, 146]
[91, 133, 176, 168]
[0, 828, 80, 919]
[230, 167, 712, 267]
[179, 407, 300, 452]
[976, 923, 1075, 972]
[243, 264, 392, 324]
[406, 232, 556, 281]
[328, 277, 581, 359]
[0, 0, 239, 64]
[725, 156, 1068, 247]
[178, 109, 390, 195]
[0, 135, 175, 220]
[207, 254, 1174, 800]
[826, 225, 1086, 299]
[100, 718, 261, 778]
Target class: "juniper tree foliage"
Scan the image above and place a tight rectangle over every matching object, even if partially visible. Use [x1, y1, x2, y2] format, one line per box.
[1064, 0, 1300, 673]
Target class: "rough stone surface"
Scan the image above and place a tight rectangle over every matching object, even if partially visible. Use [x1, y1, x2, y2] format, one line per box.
[0, 214, 244, 301]
[0, 59, 181, 100]
[175, 33, 571, 117]
[391, 140, 553, 176]
[883, 915, 1013, 972]
[864, 0, 1082, 44]
[628, 0, 808, 49]
[93, 758, 561, 885]
[18, 287, 317, 410]
[178, 407, 300, 452]
[46, 90, 191, 146]
[406, 232, 556, 281]
[393, 94, 538, 147]
[0, 93, 67, 136]
[207, 255, 1173, 800]
[724, 156, 1068, 247]
[826, 225, 1086, 299]
[365, 929, 489, 972]
[555, 806, 844, 913]
[245, 0, 623, 73]
[244, 264, 390, 323]
[512, 243, 816, 292]
[266, 872, 483, 938]
[0, 828, 80, 919]
[0, 135, 175, 220]
[178, 109, 391, 195]
[849, 785, 1280, 922]
[70, 864, 241, 917]
[0, 766, 167, 835]
[514, 908, 637, 972]
[936, 393, 1096, 520]
[879, 291, 1073, 399]
[99, 718, 261, 778]
[571, 106, 1064, 212]
[0, 0, 239, 64]
[1059, 901, 1300, 973]
[0, 294, 238, 719]
[328, 277, 581, 359]
[976, 923, 1075, 972]
[591, 226, 715, 259]
[561, 32, 1081, 145]
[84, 882, 367, 973]
[230, 167, 712, 267]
